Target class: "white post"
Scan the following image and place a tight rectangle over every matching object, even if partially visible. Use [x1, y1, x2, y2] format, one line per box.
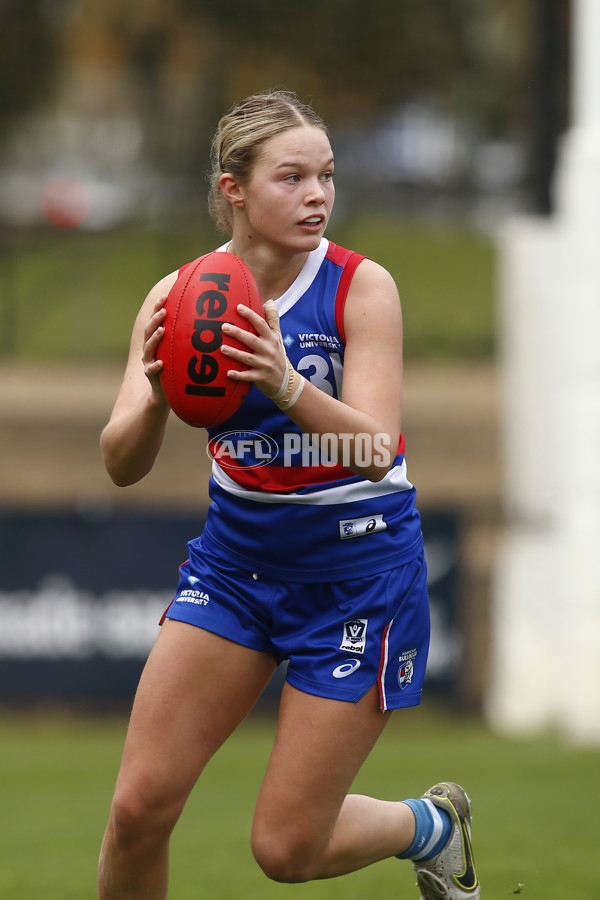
[489, 0, 600, 743]
[552, 0, 600, 743]
[555, 0, 600, 226]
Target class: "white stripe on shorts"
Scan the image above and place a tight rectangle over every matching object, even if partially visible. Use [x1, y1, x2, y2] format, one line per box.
[378, 619, 393, 711]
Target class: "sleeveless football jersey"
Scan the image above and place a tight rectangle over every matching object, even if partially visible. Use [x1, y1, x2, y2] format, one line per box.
[191, 238, 423, 582]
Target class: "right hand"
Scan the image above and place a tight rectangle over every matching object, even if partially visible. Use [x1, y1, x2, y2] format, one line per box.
[142, 296, 168, 399]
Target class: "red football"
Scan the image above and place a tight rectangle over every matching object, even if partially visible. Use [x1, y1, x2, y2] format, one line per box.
[158, 251, 264, 427]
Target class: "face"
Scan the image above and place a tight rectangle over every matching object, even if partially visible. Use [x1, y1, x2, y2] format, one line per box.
[233, 125, 335, 253]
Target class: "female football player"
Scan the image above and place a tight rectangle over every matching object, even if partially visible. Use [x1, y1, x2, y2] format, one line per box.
[98, 91, 479, 900]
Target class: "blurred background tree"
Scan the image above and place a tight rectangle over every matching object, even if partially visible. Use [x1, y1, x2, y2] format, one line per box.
[0, 0, 571, 200]
[0, 0, 571, 360]
[0, 0, 62, 128]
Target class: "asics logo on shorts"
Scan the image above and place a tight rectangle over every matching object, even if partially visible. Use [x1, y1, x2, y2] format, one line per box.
[338, 513, 386, 540]
[332, 660, 361, 678]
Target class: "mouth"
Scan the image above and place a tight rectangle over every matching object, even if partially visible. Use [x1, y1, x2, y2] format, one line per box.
[299, 215, 325, 228]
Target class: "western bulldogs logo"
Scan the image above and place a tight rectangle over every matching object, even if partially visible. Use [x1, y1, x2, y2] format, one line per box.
[340, 618, 368, 654]
[398, 659, 414, 689]
[398, 649, 418, 690]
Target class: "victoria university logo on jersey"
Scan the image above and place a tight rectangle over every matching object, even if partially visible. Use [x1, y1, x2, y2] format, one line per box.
[340, 618, 368, 654]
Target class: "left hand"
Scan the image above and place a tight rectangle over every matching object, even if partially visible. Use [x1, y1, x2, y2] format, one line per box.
[220, 303, 287, 397]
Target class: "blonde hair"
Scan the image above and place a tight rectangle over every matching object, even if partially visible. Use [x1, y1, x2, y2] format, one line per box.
[208, 91, 328, 234]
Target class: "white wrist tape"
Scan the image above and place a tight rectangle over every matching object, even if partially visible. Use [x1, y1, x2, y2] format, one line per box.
[278, 364, 305, 410]
[268, 358, 305, 411]
[263, 300, 305, 411]
[268, 359, 290, 402]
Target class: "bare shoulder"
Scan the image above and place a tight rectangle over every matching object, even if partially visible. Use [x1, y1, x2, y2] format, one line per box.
[344, 257, 402, 335]
[351, 257, 398, 293]
[135, 270, 179, 323]
[106, 267, 181, 421]
[153, 269, 179, 297]
[121, 268, 179, 377]
[126, 270, 178, 348]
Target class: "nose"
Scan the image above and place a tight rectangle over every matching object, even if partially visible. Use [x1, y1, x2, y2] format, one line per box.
[305, 177, 326, 204]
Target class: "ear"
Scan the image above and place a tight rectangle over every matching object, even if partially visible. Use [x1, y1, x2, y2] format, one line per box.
[219, 172, 245, 209]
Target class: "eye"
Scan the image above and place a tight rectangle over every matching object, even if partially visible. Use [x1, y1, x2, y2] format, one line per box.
[321, 171, 334, 182]
[284, 173, 301, 183]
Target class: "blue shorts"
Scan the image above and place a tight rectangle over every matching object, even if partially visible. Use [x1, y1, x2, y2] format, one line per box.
[162, 537, 430, 711]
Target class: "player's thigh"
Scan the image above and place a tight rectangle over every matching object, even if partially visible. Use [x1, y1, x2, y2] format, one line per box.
[252, 682, 391, 853]
[115, 619, 277, 814]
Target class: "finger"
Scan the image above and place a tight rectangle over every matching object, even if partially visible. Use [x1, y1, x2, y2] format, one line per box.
[236, 303, 273, 335]
[219, 342, 249, 360]
[144, 308, 166, 344]
[225, 368, 252, 381]
[145, 323, 165, 354]
[221, 321, 261, 350]
[145, 359, 164, 375]
[148, 296, 167, 325]
[263, 300, 282, 336]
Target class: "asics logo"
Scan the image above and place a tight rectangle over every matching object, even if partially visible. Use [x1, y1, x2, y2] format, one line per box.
[332, 660, 361, 679]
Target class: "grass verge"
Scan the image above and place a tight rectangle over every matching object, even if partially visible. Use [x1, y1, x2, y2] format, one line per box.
[0, 704, 596, 899]
[0, 215, 496, 363]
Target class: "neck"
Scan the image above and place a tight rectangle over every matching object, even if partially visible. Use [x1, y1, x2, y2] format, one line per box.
[228, 242, 313, 301]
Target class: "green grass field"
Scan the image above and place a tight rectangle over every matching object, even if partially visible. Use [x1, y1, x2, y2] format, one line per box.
[1, 705, 597, 899]
[0, 214, 496, 363]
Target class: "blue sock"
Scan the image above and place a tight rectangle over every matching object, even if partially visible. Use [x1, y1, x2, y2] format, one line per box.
[396, 798, 452, 861]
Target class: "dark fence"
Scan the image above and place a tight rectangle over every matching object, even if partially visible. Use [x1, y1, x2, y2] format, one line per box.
[0, 509, 460, 707]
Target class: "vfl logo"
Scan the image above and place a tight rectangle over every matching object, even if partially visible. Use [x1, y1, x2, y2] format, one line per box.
[332, 660, 361, 679]
[340, 618, 368, 654]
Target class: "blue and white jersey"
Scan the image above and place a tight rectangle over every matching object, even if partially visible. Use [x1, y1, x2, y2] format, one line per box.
[197, 238, 423, 582]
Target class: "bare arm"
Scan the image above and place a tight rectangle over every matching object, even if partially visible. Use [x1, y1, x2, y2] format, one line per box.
[100, 272, 178, 486]
[221, 259, 403, 482]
